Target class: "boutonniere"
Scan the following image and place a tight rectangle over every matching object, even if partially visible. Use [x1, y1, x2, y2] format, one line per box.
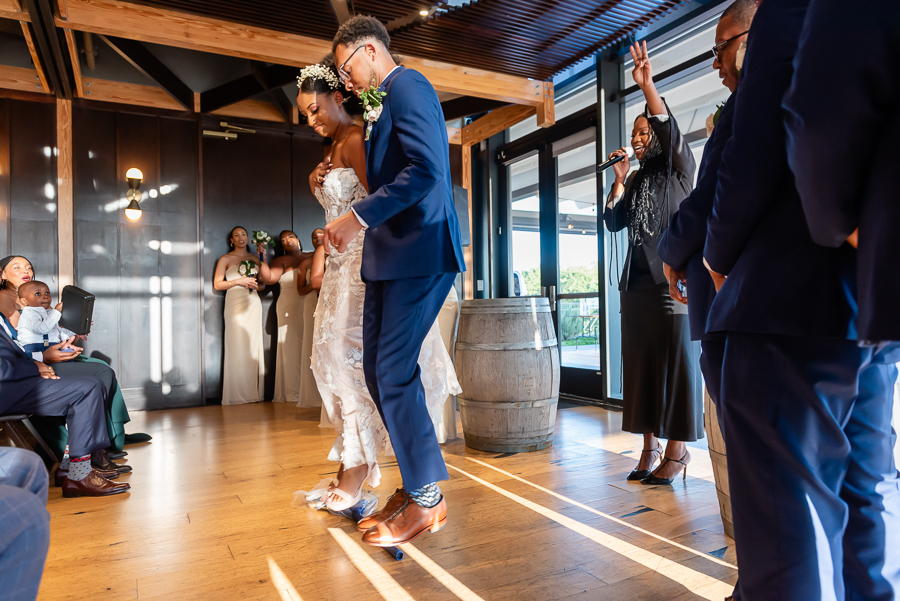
[735, 41, 747, 79]
[359, 76, 387, 141]
[705, 101, 727, 137]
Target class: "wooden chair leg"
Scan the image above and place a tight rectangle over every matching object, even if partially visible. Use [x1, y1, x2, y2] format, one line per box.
[1, 421, 31, 449]
[20, 418, 59, 464]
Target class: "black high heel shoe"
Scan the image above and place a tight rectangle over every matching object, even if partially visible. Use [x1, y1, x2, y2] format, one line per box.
[641, 450, 690, 485]
[626, 444, 662, 481]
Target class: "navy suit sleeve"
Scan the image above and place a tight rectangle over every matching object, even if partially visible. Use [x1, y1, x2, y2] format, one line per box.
[0, 354, 40, 382]
[658, 98, 735, 272]
[784, 0, 899, 247]
[352, 72, 447, 229]
[704, 58, 795, 275]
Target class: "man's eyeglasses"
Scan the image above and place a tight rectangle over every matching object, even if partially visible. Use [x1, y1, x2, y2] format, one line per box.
[711, 30, 749, 61]
[338, 45, 365, 83]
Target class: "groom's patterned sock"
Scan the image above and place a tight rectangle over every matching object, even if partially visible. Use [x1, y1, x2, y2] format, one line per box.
[408, 483, 442, 508]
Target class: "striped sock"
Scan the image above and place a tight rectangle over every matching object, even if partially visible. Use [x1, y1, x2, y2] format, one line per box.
[408, 483, 442, 508]
[60, 445, 70, 470]
[68, 455, 92, 481]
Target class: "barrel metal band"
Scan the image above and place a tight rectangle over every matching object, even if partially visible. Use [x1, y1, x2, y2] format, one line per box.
[458, 397, 558, 409]
[456, 338, 558, 351]
[460, 306, 552, 315]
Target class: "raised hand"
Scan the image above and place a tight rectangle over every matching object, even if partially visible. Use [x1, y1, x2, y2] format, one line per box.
[311, 156, 333, 189]
[629, 41, 653, 89]
[256, 243, 267, 258]
[55, 301, 63, 312]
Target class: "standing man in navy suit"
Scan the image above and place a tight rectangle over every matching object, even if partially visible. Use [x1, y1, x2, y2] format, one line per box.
[703, 0, 899, 598]
[327, 16, 465, 547]
[658, 0, 755, 422]
[784, 2, 900, 597]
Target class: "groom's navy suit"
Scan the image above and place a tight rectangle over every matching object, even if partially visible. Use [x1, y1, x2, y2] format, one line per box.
[703, 1, 900, 598]
[356, 66, 464, 491]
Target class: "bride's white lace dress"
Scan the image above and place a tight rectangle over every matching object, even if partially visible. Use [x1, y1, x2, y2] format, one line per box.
[311, 167, 461, 488]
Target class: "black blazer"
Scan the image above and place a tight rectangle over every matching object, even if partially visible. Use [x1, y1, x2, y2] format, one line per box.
[603, 110, 696, 291]
[657, 95, 736, 341]
[784, 0, 900, 342]
[703, 0, 858, 340]
[0, 315, 42, 413]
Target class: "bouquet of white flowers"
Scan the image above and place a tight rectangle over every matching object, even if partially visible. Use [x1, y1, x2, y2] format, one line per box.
[251, 230, 274, 247]
[238, 260, 259, 277]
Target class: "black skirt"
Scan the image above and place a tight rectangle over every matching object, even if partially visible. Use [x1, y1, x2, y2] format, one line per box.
[620, 277, 703, 441]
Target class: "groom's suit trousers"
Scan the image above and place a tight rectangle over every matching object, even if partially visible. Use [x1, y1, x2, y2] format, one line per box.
[362, 272, 457, 491]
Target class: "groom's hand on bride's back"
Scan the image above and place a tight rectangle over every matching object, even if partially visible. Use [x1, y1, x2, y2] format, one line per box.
[322, 211, 363, 255]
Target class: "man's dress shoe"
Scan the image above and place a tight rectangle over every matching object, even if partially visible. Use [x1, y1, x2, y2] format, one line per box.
[357, 488, 408, 532]
[105, 449, 128, 459]
[361, 496, 447, 547]
[91, 450, 132, 473]
[61, 470, 131, 498]
[55, 465, 118, 487]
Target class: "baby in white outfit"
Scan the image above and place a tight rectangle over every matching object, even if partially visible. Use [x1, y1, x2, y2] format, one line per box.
[16, 281, 78, 354]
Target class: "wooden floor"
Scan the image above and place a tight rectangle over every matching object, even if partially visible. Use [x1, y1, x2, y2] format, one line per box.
[39, 403, 738, 601]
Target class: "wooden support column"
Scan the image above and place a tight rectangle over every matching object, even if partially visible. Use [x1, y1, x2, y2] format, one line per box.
[56, 98, 74, 293]
[461, 145, 474, 300]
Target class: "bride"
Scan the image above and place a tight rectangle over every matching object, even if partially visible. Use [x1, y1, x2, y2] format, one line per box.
[297, 58, 461, 512]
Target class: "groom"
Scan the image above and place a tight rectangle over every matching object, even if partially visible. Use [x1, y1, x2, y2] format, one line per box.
[326, 16, 465, 546]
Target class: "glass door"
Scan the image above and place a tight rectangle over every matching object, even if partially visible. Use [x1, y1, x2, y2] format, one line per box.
[508, 154, 541, 297]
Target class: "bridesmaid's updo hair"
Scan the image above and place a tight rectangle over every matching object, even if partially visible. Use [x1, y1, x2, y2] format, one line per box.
[228, 226, 247, 250]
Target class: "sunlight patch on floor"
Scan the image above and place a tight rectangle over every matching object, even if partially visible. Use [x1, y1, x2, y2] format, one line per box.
[328, 528, 416, 601]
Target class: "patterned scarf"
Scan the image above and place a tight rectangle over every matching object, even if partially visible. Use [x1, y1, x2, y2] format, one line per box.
[624, 133, 666, 246]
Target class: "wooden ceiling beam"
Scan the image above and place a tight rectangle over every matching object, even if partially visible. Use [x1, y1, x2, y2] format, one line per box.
[82, 77, 183, 110]
[0, 0, 29, 20]
[463, 104, 537, 146]
[0, 64, 51, 94]
[58, 0, 551, 111]
[19, 21, 51, 94]
[98, 35, 194, 110]
[63, 28, 83, 97]
[211, 99, 287, 124]
[441, 96, 511, 121]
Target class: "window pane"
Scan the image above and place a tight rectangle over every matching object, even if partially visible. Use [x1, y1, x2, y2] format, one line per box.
[510, 155, 540, 296]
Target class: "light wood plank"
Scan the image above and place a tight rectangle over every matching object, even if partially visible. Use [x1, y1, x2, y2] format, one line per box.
[0, 0, 28, 21]
[59, 0, 547, 109]
[538, 81, 556, 128]
[82, 77, 184, 110]
[56, 99, 74, 294]
[463, 104, 536, 146]
[462, 146, 474, 299]
[211, 99, 287, 123]
[56, 0, 67, 19]
[447, 126, 461, 145]
[0, 64, 49, 94]
[63, 29, 83, 97]
[20, 21, 50, 94]
[37, 402, 736, 601]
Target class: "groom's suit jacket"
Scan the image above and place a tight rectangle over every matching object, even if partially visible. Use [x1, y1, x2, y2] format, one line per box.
[784, 0, 900, 341]
[355, 67, 465, 282]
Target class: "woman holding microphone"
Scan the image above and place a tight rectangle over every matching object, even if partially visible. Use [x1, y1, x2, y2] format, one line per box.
[603, 41, 701, 485]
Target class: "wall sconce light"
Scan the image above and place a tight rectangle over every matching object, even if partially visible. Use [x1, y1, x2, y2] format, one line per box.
[125, 167, 143, 221]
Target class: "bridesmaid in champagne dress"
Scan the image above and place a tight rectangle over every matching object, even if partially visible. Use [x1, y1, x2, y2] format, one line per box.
[257, 231, 310, 404]
[213, 226, 265, 405]
[297, 229, 325, 412]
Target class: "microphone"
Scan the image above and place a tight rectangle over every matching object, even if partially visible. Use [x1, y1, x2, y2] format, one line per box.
[596, 147, 634, 174]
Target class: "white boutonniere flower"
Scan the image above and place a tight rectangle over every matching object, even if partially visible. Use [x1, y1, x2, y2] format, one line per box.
[735, 41, 747, 75]
[706, 101, 727, 137]
[359, 78, 387, 141]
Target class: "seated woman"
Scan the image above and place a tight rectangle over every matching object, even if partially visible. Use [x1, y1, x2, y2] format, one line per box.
[256, 230, 310, 404]
[213, 226, 265, 405]
[0, 255, 141, 472]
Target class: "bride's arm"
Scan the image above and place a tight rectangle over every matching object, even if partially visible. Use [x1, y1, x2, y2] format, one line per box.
[343, 128, 368, 194]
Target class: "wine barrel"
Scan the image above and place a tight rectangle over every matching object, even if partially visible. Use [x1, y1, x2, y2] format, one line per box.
[454, 298, 560, 453]
[704, 387, 734, 538]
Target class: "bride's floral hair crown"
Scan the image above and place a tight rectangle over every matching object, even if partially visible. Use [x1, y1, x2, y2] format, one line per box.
[297, 64, 340, 90]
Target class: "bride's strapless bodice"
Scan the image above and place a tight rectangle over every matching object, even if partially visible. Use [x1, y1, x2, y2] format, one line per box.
[315, 168, 367, 224]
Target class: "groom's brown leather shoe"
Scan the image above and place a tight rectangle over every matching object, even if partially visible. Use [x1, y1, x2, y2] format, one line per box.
[357, 488, 407, 531]
[361, 496, 447, 547]
[61, 470, 131, 498]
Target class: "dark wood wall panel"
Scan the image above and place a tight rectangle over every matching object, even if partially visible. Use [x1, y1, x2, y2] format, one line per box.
[291, 135, 327, 251]
[8, 100, 58, 291]
[201, 130, 293, 402]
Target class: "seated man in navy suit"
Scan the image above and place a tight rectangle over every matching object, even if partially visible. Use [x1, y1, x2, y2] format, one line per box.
[703, 0, 898, 598]
[0, 315, 129, 498]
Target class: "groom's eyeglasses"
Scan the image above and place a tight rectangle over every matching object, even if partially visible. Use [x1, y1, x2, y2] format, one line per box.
[338, 45, 365, 83]
[711, 30, 749, 61]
